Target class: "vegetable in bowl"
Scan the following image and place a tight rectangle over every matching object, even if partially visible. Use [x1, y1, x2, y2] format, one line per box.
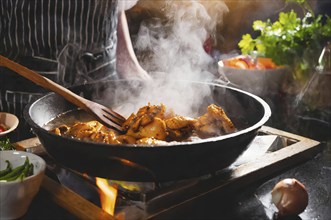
[221, 55, 282, 70]
[238, 0, 331, 81]
[0, 157, 34, 182]
[0, 112, 19, 137]
[0, 150, 46, 219]
[0, 124, 8, 133]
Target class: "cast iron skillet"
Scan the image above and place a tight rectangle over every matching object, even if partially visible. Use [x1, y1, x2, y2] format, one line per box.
[24, 80, 271, 182]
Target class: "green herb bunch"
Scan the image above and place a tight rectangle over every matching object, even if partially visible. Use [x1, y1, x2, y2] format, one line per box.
[238, 0, 331, 80]
[0, 138, 15, 151]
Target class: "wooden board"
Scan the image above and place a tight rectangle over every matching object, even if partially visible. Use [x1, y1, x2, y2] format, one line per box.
[14, 126, 322, 219]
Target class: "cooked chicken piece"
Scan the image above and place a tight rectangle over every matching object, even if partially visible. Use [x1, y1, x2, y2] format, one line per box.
[125, 114, 154, 133]
[122, 103, 167, 132]
[163, 108, 176, 120]
[136, 137, 169, 145]
[194, 104, 236, 138]
[67, 121, 102, 139]
[89, 129, 121, 144]
[122, 113, 136, 130]
[136, 103, 166, 119]
[165, 116, 197, 141]
[116, 135, 137, 144]
[165, 116, 197, 130]
[123, 103, 168, 140]
[52, 125, 70, 136]
[52, 103, 237, 145]
[126, 117, 168, 140]
[207, 104, 236, 133]
[62, 121, 119, 144]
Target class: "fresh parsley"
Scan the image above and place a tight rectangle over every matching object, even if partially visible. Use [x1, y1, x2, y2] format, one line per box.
[0, 138, 15, 151]
[238, 0, 331, 80]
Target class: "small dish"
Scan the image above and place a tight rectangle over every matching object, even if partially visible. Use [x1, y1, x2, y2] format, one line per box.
[218, 55, 291, 97]
[0, 150, 46, 219]
[0, 112, 19, 136]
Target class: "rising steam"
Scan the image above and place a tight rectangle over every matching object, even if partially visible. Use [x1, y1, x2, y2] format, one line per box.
[113, 0, 229, 116]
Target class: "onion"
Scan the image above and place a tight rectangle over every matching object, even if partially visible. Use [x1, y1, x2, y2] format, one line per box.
[271, 178, 308, 216]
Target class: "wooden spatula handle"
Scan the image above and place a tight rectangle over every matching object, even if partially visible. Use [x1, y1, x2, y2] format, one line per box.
[0, 55, 89, 109]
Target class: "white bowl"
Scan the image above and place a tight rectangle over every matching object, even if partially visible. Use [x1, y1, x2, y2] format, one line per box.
[0, 150, 46, 219]
[0, 112, 19, 136]
[218, 58, 291, 97]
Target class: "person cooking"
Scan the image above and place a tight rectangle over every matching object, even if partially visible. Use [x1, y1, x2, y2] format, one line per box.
[0, 0, 150, 139]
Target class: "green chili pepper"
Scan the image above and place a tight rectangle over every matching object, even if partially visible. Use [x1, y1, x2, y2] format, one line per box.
[0, 157, 29, 181]
[16, 162, 33, 181]
[27, 163, 34, 176]
[0, 160, 12, 177]
[6, 172, 23, 181]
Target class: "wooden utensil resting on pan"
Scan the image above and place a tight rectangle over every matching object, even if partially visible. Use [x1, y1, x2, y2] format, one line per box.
[0, 55, 126, 132]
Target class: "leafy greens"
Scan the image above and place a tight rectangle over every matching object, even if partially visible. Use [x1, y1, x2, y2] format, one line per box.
[238, 0, 331, 80]
[0, 138, 15, 151]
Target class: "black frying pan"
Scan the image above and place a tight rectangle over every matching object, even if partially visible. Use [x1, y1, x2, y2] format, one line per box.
[24, 80, 271, 182]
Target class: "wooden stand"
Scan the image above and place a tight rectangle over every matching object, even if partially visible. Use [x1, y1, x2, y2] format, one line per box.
[14, 126, 321, 219]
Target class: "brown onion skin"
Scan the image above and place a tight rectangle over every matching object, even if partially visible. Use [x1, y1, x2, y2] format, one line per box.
[271, 178, 309, 216]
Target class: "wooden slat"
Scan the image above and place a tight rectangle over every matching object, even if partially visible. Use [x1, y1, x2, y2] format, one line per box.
[41, 176, 116, 220]
[13, 137, 45, 155]
[233, 125, 322, 178]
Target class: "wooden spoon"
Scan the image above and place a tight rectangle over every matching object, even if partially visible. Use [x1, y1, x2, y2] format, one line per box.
[0, 55, 126, 132]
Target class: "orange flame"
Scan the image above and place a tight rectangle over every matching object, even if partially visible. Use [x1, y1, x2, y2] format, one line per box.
[96, 177, 118, 216]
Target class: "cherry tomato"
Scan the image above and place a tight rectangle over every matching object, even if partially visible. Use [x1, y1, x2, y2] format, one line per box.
[0, 125, 7, 133]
